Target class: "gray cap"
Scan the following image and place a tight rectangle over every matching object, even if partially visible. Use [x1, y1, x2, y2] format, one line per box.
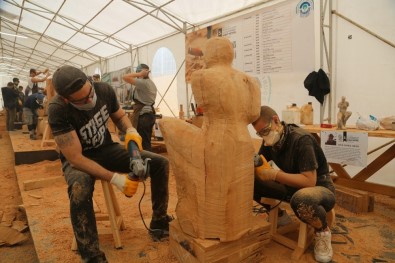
[52, 65, 88, 97]
[136, 63, 149, 73]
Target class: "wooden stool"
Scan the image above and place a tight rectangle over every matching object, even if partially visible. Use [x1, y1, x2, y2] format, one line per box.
[261, 197, 335, 260]
[41, 121, 56, 147]
[71, 180, 125, 250]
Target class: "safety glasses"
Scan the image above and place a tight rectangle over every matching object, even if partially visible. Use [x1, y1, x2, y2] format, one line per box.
[256, 121, 272, 137]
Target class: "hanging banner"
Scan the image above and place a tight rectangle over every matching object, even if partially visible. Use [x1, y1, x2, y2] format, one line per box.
[185, 0, 315, 83]
[321, 131, 368, 167]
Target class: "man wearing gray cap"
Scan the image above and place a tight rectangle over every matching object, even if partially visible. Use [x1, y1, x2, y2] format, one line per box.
[48, 65, 171, 262]
[123, 63, 157, 151]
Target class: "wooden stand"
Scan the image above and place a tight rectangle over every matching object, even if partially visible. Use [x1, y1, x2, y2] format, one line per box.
[41, 122, 55, 147]
[170, 218, 270, 263]
[261, 198, 335, 260]
[71, 181, 125, 250]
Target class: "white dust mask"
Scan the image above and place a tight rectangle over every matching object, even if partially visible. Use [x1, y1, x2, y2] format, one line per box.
[70, 92, 97, 111]
[263, 130, 281, 146]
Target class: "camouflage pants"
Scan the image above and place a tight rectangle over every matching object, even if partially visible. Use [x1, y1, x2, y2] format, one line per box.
[254, 176, 335, 231]
[62, 144, 169, 262]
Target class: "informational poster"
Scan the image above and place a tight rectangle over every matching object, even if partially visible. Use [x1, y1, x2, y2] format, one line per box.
[185, 0, 315, 84]
[321, 131, 368, 167]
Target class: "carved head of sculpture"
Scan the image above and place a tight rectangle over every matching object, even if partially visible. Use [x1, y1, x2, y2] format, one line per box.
[203, 37, 233, 68]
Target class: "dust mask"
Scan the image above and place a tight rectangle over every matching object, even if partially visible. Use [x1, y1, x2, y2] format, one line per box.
[263, 130, 281, 146]
[70, 92, 97, 111]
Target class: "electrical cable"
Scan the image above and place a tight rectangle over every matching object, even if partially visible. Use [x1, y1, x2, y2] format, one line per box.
[137, 180, 165, 235]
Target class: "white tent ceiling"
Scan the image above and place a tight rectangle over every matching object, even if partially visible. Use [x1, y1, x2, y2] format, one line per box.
[0, 0, 269, 81]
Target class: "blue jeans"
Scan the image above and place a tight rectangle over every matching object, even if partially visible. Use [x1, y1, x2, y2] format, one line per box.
[62, 143, 169, 261]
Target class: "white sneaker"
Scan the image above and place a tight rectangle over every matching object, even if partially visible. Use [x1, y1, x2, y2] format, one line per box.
[314, 230, 333, 263]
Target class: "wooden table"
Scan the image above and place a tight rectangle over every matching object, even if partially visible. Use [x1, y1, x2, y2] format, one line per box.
[302, 125, 395, 197]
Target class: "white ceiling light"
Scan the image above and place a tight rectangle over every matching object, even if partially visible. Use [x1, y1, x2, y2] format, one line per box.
[0, 32, 28, 38]
[0, 56, 20, 60]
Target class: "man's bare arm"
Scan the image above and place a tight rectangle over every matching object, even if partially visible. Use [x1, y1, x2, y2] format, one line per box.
[54, 131, 113, 181]
[111, 108, 134, 132]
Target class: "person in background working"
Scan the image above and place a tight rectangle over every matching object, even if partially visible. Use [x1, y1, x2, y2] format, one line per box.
[16, 86, 25, 123]
[12, 77, 20, 89]
[92, 73, 101, 82]
[122, 64, 157, 151]
[25, 68, 50, 97]
[48, 65, 171, 262]
[12, 78, 23, 124]
[252, 106, 336, 263]
[1, 82, 20, 131]
[23, 92, 45, 140]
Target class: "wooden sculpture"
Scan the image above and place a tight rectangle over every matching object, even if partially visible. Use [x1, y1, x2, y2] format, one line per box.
[337, 96, 352, 130]
[160, 37, 270, 262]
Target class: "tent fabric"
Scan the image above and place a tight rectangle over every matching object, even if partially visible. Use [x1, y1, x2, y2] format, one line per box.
[0, 0, 270, 80]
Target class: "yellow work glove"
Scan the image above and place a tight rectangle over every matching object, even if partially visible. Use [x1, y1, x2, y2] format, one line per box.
[125, 127, 143, 151]
[254, 154, 279, 181]
[110, 173, 139, 197]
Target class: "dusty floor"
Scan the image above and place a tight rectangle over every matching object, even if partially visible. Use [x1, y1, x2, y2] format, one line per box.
[0, 111, 395, 263]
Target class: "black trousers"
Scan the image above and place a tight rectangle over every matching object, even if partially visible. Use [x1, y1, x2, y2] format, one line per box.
[137, 113, 156, 151]
[62, 143, 169, 261]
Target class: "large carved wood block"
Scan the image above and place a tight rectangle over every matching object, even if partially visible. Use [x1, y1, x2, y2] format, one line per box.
[159, 37, 260, 242]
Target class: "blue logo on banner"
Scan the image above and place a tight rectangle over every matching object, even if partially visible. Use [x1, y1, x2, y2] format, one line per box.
[296, 0, 314, 17]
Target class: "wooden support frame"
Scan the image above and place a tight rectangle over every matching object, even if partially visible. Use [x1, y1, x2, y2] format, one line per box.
[261, 197, 335, 260]
[304, 125, 395, 197]
[71, 181, 125, 250]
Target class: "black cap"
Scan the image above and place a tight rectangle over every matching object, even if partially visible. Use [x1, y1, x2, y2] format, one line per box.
[304, 69, 330, 105]
[52, 65, 88, 97]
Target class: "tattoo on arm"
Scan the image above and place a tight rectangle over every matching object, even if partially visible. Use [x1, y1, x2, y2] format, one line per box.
[114, 113, 130, 132]
[55, 133, 74, 148]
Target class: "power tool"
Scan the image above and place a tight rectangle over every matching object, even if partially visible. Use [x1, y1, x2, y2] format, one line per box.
[254, 154, 271, 169]
[127, 140, 151, 182]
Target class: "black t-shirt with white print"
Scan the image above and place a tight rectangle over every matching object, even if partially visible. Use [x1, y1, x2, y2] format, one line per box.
[48, 82, 119, 154]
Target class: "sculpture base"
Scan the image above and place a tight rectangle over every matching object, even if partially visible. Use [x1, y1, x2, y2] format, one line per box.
[169, 218, 271, 263]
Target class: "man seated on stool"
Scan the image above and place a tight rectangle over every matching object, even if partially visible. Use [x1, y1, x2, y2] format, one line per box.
[48, 66, 171, 263]
[252, 106, 336, 263]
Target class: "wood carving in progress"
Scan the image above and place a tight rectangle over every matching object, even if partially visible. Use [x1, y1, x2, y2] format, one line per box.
[159, 37, 261, 242]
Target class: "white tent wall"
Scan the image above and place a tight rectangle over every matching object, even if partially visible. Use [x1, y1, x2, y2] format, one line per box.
[133, 33, 186, 117]
[330, 0, 395, 187]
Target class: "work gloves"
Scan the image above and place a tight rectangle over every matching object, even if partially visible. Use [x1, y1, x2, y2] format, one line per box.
[124, 127, 143, 151]
[111, 173, 139, 197]
[254, 154, 279, 181]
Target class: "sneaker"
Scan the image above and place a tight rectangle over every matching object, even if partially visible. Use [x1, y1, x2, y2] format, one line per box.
[267, 209, 292, 227]
[30, 134, 37, 140]
[149, 215, 173, 241]
[314, 230, 333, 263]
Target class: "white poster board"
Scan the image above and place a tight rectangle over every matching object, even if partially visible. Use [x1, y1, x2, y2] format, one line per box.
[185, 0, 315, 109]
[321, 130, 368, 167]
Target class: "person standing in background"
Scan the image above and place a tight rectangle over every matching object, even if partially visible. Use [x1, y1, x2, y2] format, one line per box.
[16, 86, 25, 122]
[25, 68, 50, 97]
[92, 73, 101, 82]
[122, 64, 157, 151]
[12, 78, 23, 124]
[23, 92, 45, 140]
[1, 82, 20, 131]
